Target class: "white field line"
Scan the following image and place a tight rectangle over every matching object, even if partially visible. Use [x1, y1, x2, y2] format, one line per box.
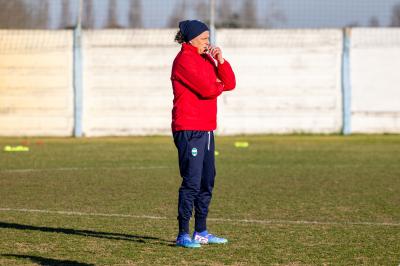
[0, 208, 399, 227]
[208, 217, 400, 227]
[0, 166, 172, 173]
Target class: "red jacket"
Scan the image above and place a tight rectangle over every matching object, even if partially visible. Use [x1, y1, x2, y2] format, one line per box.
[171, 43, 236, 131]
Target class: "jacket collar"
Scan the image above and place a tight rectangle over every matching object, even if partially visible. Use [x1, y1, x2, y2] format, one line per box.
[181, 43, 199, 54]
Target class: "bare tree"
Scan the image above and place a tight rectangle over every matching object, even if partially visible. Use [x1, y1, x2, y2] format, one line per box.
[390, 3, 400, 26]
[83, 0, 95, 28]
[265, 0, 286, 28]
[32, 0, 50, 28]
[368, 16, 380, 27]
[217, 0, 240, 28]
[129, 0, 143, 28]
[240, 0, 258, 28]
[168, 1, 187, 28]
[346, 21, 360, 27]
[219, 0, 233, 22]
[60, 0, 72, 29]
[195, 0, 209, 23]
[109, 0, 122, 28]
[0, 0, 32, 28]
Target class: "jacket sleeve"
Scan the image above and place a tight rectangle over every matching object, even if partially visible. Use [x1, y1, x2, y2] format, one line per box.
[173, 54, 224, 99]
[217, 59, 236, 91]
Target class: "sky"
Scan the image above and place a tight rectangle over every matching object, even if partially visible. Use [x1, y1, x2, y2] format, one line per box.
[43, 0, 400, 29]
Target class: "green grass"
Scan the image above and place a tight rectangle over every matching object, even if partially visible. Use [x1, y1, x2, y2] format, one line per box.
[0, 135, 399, 265]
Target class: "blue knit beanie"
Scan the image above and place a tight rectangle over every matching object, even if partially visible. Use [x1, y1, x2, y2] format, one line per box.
[179, 20, 209, 42]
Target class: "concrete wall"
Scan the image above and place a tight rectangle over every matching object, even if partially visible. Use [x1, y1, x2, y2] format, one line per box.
[82, 29, 343, 136]
[217, 29, 343, 134]
[350, 28, 400, 133]
[82, 29, 177, 136]
[0, 30, 73, 136]
[0, 29, 399, 136]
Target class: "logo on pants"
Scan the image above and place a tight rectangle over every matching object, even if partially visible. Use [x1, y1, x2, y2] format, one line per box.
[191, 147, 198, 157]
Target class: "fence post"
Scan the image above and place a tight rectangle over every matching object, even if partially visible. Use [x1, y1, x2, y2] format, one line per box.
[341, 28, 351, 135]
[73, 0, 83, 137]
[209, 0, 216, 45]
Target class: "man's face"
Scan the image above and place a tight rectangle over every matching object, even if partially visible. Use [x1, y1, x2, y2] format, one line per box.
[190, 31, 210, 54]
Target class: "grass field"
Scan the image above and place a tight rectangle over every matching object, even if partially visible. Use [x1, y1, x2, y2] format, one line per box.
[0, 135, 399, 265]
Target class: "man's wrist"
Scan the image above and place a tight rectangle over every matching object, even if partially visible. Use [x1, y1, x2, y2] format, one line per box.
[218, 58, 225, 64]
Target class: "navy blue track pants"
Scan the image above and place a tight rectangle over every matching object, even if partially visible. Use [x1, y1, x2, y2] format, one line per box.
[173, 130, 216, 234]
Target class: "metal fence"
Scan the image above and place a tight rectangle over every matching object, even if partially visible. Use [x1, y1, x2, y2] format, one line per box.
[1, 0, 400, 30]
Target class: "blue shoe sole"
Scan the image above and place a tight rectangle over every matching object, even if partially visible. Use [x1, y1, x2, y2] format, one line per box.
[176, 243, 201, 248]
[208, 240, 228, 244]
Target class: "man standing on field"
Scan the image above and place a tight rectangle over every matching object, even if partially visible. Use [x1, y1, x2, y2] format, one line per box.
[170, 20, 236, 248]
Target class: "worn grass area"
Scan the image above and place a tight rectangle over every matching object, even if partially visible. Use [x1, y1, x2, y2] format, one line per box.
[0, 135, 399, 265]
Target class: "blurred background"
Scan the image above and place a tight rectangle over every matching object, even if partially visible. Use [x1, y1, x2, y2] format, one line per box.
[0, 0, 399, 137]
[1, 0, 400, 29]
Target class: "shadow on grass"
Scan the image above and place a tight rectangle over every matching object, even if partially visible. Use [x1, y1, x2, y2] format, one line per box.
[0, 221, 175, 247]
[2, 254, 94, 266]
